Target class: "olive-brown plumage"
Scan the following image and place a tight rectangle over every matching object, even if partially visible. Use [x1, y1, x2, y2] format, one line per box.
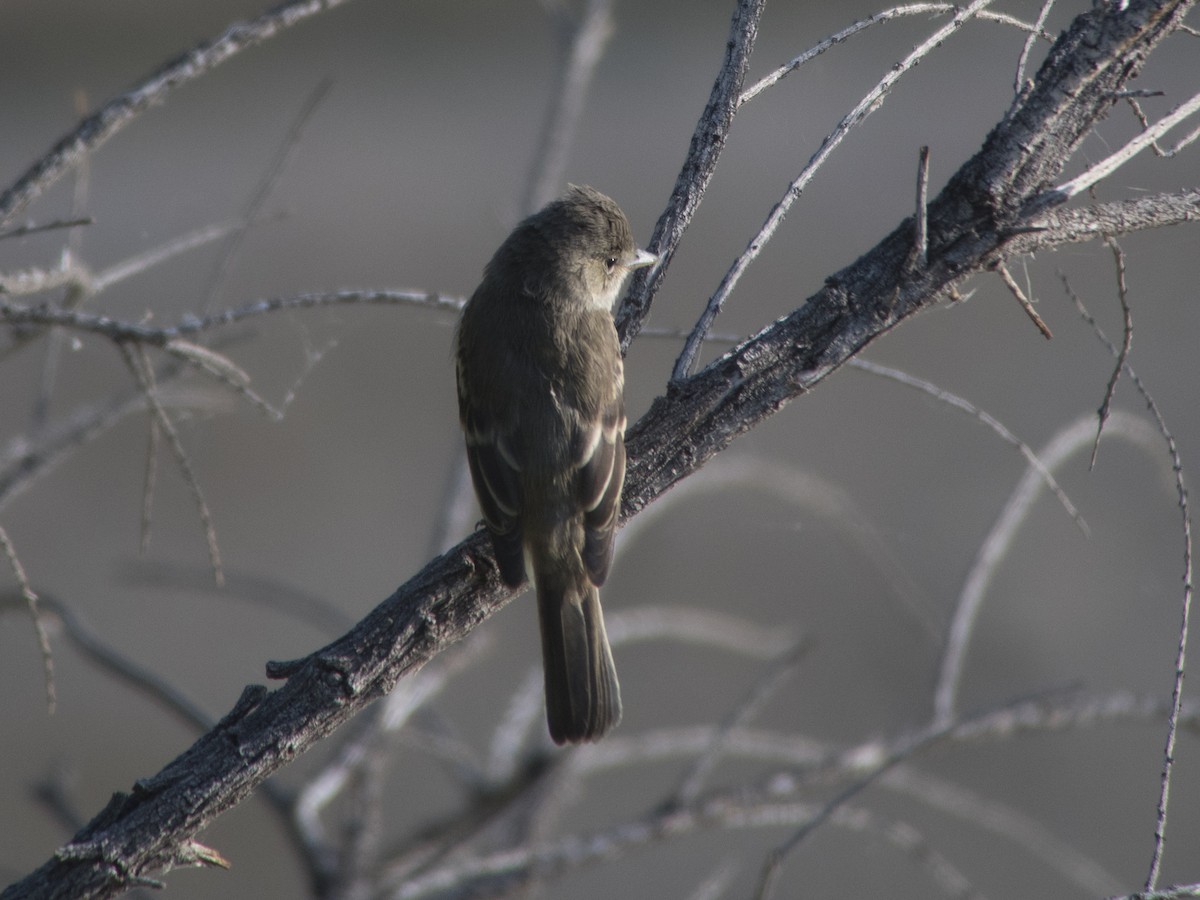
[454, 186, 655, 744]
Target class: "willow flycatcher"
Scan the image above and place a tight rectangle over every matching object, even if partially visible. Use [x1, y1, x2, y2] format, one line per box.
[454, 185, 656, 744]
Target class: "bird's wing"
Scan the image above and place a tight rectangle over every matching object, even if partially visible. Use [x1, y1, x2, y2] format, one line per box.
[577, 391, 626, 587]
[459, 365, 527, 588]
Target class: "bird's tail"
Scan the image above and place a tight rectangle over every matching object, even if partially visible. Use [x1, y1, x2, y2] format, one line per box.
[535, 574, 622, 744]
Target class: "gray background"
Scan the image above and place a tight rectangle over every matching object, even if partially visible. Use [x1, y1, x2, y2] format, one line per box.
[1, 0, 1198, 897]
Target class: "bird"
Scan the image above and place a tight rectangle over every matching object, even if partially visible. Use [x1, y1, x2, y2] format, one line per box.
[453, 185, 656, 743]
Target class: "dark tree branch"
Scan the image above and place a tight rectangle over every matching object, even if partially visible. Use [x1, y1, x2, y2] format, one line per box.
[3, 0, 1198, 897]
[614, 0, 766, 349]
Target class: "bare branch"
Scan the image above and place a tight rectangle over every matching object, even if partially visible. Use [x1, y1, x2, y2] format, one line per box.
[1112, 884, 1200, 900]
[1014, 0, 1058, 95]
[200, 79, 332, 312]
[119, 343, 224, 587]
[1056, 90, 1200, 198]
[5, 2, 1198, 896]
[909, 145, 931, 270]
[0, 217, 93, 241]
[138, 414, 160, 555]
[15, 593, 214, 733]
[685, 860, 739, 900]
[484, 606, 797, 785]
[1065, 279, 1195, 892]
[0, 289, 463, 344]
[672, 0, 995, 381]
[886, 767, 1121, 894]
[162, 340, 282, 421]
[521, 0, 616, 215]
[0, 0, 360, 226]
[995, 261, 1054, 338]
[380, 691, 1190, 897]
[1023, 190, 1200, 248]
[1127, 94, 1200, 158]
[0, 391, 148, 511]
[0, 526, 55, 713]
[614, 0, 766, 347]
[754, 722, 955, 900]
[94, 221, 251, 294]
[669, 639, 811, 810]
[1091, 236, 1134, 469]
[740, 3, 1053, 104]
[933, 411, 1163, 727]
[386, 796, 971, 900]
[848, 357, 1088, 533]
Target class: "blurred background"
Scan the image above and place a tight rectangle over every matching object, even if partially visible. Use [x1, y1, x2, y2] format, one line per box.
[2, 0, 1198, 897]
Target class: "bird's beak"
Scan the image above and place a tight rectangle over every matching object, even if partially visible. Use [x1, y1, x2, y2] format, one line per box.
[628, 248, 658, 270]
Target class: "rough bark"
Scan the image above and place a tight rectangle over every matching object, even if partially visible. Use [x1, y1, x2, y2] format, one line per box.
[4, 0, 1197, 896]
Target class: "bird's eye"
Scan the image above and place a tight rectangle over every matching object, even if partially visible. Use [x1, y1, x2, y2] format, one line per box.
[604, 257, 618, 273]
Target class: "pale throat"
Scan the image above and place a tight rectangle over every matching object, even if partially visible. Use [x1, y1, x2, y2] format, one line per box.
[591, 274, 628, 312]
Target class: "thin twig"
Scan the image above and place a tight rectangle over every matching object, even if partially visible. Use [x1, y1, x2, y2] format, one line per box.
[616, 454, 941, 638]
[119, 343, 225, 587]
[0, 289, 464, 344]
[201, 79, 333, 312]
[23, 593, 213, 732]
[0, 390, 149, 510]
[0, 260, 90, 298]
[909, 145, 931, 270]
[1057, 90, 1200, 198]
[1064, 280, 1194, 893]
[886, 767, 1121, 895]
[669, 639, 811, 810]
[754, 723, 956, 899]
[0, 218, 258, 302]
[0, 302, 356, 519]
[0, 0, 361, 225]
[672, 0, 995, 381]
[294, 644, 492, 878]
[393, 696, 1061, 900]
[756, 688, 1081, 899]
[163, 339, 282, 421]
[614, 0, 766, 348]
[1013, 0, 1057, 96]
[93, 220, 250, 294]
[995, 261, 1053, 338]
[32, 767, 86, 834]
[1111, 884, 1200, 900]
[850, 357, 1087, 532]
[139, 413, 160, 554]
[1126, 94, 1200, 159]
[932, 411, 1161, 727]
[484, 606, 795, 785]
[117, 561, 353, 635]
[646, 331, 1089, 541]
[35, 101, 93, 432]
[1090, 237, 1133, 469]
[521, 0, 615, 215]
[566, 694, 1190, 781]
[0, 216, 93, 241]
[685, 859, 739, 900]
[0, 525, 56, 713]
[31, 95, 96, 432]
[739, 4, 1051, 104]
